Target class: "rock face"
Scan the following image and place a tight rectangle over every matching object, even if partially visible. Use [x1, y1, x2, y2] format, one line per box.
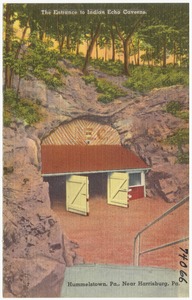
[3, 124, 84, 297]
[113, 85, 189, 202]
[3, 63, 189, 297]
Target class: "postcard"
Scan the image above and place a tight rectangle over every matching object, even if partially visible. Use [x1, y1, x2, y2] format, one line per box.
[2, 1, 190, 298]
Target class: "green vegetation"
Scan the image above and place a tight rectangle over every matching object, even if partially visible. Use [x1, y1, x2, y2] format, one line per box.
[3, 89, 43, 126]
[4, 37, 68, 92]
[15, 38, 68, 89]
[124, 66, 189, 93]
[82, 75, 126, 103]
[165, 128, 189, 146]
[91, 59, 124, 76]
[62, 51, 85, 68]
[164, 128, 189, 164]
[177, 152, 189, 164]
[165, 100, 189, 121]
[4, 3, 189, 90]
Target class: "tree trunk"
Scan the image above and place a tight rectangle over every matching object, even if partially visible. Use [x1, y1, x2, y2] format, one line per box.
[59, 35, 65, 53]
[66, 35, 70, 50]
[39, 30, 44, 41]
[137, 39, 140, 66]
[147, 49, 150, 66]
[173, 41, 176, 66]
[123, 39, 130, 76]
[96, 38, 99, 59]
[82, 23, 101, 74]
[15, 22, 29, 59]
[76, 40, 80, 55]
[105, 44, 108, 61]
[111, 31, 115, 61]
[5, 4, 12, 89]
[163, 35, 167, 67]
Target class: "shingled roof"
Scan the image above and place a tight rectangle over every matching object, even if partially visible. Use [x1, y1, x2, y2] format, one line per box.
[41, 145, 148, 175]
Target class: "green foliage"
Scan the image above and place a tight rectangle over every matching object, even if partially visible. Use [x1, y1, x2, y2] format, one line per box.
[97, 94, 114, 104]
[82, 75, 127, 103]
[62, 50, 85, 68]
[165, 128, 189, 146]
[164, 128, 189, 164]
[91, 59, 124, 76]
[23, 37, 66, 88]
[124, 66, 189, 93]
[4, 36, 68, 89]
[82, 74, 97, 85]
[166, 101, 182, 115]
[33, 67, 62, 89]
[175, 110, 189, 121]
[177, 152, 189, 164]
[62, 50, 124, 76]
[3, 89, 43, 126]
[96, 78, 126, 98]
[165, 101, 189, 121]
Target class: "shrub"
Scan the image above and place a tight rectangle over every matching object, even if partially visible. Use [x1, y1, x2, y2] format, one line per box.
[82, 76, 127, 103]
[91, 59, 124, 76]
[82, 74, 97, 85]
[165, 101, 189, 121]
[98, 94, 113, 103]
[62, 50, 85, 68]
[3, 89, 43, 126]
[124, 66, 189, 93]
[165, 128, 189, 146]
[164, 128, 189, 164]
[166, 101, 182, 115]
[9, 38, 68, 89]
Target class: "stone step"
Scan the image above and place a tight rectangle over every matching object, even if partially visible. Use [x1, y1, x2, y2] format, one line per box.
[61, 264, 188, 297]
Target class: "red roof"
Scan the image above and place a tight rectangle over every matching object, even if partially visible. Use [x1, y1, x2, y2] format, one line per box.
[41, 145, 148, 175]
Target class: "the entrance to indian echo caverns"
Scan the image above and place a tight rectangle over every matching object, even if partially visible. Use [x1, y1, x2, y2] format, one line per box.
[44, 172, 108, 209]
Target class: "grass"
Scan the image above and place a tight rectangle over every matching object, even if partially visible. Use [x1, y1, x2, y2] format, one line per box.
[82, 74, 127, 103]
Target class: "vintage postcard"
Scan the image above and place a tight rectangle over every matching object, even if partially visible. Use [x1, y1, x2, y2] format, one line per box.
[2, 1, 190, 298]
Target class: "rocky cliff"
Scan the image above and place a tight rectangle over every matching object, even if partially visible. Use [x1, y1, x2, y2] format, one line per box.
[3, 61, 189, 297]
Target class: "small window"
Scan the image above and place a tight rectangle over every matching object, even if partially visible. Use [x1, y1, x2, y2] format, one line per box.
[129, 173, 141, 186]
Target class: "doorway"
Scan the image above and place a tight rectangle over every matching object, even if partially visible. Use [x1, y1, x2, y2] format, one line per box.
[44, 173, 108, 210]
[44, 171, 129, 214]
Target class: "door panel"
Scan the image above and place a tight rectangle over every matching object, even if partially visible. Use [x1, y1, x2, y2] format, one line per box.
[107, 172, 129, 207]
[66, 175, 89, 215]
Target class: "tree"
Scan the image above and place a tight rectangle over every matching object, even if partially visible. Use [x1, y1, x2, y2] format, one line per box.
[139, 3, 189, 67]
[4, 4, 14, 89]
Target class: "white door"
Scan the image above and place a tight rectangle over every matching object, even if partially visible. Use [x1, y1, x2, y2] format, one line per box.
[107, 172, 129, 207]
[66, 175, 89, 215]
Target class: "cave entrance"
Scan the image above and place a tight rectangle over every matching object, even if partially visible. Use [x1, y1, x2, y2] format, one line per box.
[44, 173, 107, 210]
[41, 119, 149, 215]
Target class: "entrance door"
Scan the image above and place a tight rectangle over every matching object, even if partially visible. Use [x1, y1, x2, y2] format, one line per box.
[107, 172, 129, 207]
[66, 175, 89, 215]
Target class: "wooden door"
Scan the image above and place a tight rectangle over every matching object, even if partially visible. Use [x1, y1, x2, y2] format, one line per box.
[66, 175, 89, 215]
[107, 172, 129, 207]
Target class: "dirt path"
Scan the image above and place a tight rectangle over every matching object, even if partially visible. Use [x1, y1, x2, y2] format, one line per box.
[53, 197, 189, 270]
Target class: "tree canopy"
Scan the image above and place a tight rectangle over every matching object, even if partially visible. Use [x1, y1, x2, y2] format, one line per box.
[3, 3, 189, 88]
